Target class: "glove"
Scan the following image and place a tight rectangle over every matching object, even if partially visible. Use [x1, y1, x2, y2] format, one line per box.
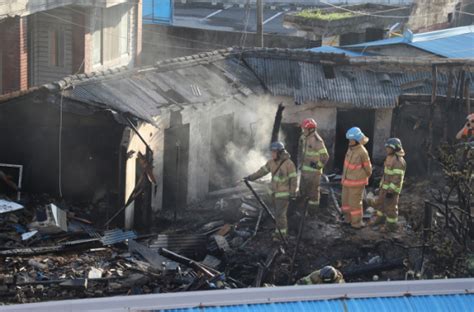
[310, 161, 318, 169]
[243, 176, 250, 182]
[385, 192, 394, 199]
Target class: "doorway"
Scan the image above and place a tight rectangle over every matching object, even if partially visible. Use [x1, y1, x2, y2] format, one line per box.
[209, 114, 234, 192]
[281, 123, 301, 168]
[334, 109, 375, 172]
[162, 124, 190, 213]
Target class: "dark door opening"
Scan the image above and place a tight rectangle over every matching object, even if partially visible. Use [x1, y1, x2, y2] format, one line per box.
[209, 114, 234, 192]
[281, 123, 301, 168]
[163, 124, 189, 213]
[334, 109, 375, 173]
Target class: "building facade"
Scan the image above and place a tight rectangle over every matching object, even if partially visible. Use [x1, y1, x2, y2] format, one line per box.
[0, 0, 142, 94]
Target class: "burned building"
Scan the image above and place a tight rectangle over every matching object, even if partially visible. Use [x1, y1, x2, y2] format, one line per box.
[0, 48, 472, 229]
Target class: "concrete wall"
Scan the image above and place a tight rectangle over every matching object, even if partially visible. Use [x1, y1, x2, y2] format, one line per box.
[373, 108, 393, 165]
[142, 24, 320, 64]
[407, 0, 458, 33]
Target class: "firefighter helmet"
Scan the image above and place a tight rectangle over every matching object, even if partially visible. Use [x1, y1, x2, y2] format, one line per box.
[346, 127, 366, 143]
[270, 141, 285, 151]
[301, 118, 317, 129]
[385, 138, 403, 151]
[320, 266, 337, 283]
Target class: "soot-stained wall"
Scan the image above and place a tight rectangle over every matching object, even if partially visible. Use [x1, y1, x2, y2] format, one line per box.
[0, 92, 124, 200]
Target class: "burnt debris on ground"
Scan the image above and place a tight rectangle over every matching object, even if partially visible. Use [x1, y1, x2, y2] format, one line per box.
[0, 159, 472, 304]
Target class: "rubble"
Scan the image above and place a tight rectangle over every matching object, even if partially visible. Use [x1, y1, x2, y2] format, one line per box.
[0, 160, 471, 305]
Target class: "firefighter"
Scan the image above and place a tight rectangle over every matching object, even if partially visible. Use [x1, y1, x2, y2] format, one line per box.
[341, 127, 372, 229]
[296, 266, 345, 285]
[368, 138, 406, 232]
[245, 141, 297, 238]
[299, 118, 329, 216]
[455, 113, 474, 142]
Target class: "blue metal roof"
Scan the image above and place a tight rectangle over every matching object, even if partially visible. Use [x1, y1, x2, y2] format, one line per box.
[345, 25, 474, 58]
[164, 294, 474, 312]
[309, 46, 368, 57]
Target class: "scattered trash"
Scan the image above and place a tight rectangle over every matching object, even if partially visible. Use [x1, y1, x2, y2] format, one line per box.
[0, 199, 24, 214]
[29, 204, 68, 234]
[88, 267, 103, 279]
[21, 230, 38, 241]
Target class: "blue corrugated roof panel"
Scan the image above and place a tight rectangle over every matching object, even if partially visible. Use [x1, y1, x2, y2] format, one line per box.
[410, 33, 474, 58]
[309, 46, 369, 57]
[344, 25, 474, 59]
[164, 294, 474, 312]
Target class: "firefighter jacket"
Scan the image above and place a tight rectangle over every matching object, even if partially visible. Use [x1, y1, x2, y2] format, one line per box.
[299, 131, 329, 174]
[342, 144, 372, 187]
[248, 151, 297, 199]
[380, 151, 406, 194]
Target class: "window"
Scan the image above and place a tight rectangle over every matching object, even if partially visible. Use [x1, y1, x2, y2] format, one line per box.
[48, 28, 64, 67]
[102, 4, 130, 63]
[0, 48, 3, 94]
[92, 9, 103, 65]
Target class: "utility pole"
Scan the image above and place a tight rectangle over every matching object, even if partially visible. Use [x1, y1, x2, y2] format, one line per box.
[256, 0, 264, 47]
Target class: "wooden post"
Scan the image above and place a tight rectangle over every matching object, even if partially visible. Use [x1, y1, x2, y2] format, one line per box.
[444, 67, 454, 141]
[256, 0, 264, 47]
[465, 77, 471, 114]
[427, 65, 437, 174]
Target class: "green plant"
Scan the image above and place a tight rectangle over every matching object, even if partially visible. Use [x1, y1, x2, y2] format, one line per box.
[296, 9, 354, 21]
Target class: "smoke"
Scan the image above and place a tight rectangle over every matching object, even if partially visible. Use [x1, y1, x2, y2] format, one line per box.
[211, 96, 286, 187]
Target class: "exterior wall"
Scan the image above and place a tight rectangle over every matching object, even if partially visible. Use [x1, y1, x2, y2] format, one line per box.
[0, 94, 123, 199]
[407, 0, 458, 33]
[29, 7, 74, 86]
[142, 24, 320, 65]
[373, 108, 393, 165]
[0, 0, 130, 18]
[0, 16, 28, 94]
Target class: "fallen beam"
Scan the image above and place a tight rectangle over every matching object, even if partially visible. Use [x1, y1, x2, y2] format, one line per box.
[341, 257, 405, 278]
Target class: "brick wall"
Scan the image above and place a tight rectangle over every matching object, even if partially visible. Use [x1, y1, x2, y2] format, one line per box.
[0, 17, 28, 94]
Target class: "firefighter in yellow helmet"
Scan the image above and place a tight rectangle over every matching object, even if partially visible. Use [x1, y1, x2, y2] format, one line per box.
[245, 141, 297, 238]
[299, 118, 329, 217]
[369, 138, 406, 232]
[341, 127, 372, 229]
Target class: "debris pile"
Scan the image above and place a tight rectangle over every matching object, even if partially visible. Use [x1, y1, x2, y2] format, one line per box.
[0, 167, 471, 304]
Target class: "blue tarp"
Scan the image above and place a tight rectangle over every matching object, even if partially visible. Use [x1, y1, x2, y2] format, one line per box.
[143, 0, 173, 25]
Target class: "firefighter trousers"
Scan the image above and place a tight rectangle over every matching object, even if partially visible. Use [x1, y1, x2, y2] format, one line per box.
[370, 191, 399, 230]
[300, 172, 321, 216]
[341, 186, 364, 226]
[272, 197, 289, 234]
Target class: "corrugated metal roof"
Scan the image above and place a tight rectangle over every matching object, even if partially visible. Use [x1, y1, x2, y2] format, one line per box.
[345, 25, 474, 58]
[163, 294, 474, 312]
[242, 55, 469, 108]
[63, 60, 259, 123]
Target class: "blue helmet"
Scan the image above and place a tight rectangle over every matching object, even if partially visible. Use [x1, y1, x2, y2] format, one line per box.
[270, 141, 285, 151]
[346, 127, 366, 143]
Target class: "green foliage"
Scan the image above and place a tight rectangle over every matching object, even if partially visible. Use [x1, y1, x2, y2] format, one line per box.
[296, 9, 354, 21]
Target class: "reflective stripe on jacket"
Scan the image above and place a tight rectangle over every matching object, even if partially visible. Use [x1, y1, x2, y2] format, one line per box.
[342, 144, 372, 187]
[380, 152, 406, 194]
[248, 151, 297, 198]
[300, 132, 329, 174]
